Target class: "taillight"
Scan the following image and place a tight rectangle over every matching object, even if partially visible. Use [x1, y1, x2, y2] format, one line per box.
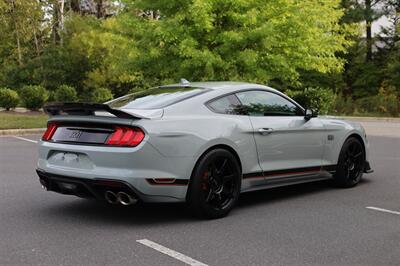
[42, 123, 58, 141]
[106, 126, 145, 147]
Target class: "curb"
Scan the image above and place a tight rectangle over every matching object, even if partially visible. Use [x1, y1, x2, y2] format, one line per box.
[337, 116, 400, 123]
[0, 128, 46, 136]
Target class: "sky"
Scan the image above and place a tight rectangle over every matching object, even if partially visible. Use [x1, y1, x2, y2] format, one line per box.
[373, 16, 392, 36]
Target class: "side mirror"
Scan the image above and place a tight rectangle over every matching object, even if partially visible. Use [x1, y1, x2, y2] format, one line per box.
[304, 108, 317, 120]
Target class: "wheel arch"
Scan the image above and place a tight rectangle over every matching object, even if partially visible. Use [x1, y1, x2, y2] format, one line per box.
[192, 144, 243, 174]
[345, 133, 366, 160]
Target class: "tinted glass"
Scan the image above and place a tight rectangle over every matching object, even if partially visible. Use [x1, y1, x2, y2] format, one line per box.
[207, 94, 241, 114]
[107, 87, 207, 109]
[235, 90, 303, 116]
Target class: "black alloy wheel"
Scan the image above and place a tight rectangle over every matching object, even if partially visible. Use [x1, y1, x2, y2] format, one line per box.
[333, 137, 365, 188]
[187, 148, 241, 219]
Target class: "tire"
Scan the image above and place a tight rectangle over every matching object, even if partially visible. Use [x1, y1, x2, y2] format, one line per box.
[187, 148, 242, 219]
[333, 137, 365, 188]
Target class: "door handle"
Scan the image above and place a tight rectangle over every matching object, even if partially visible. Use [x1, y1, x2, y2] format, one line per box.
[258, 128, 274, 135]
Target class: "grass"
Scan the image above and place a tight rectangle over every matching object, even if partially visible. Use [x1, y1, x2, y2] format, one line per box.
[329, 112, 399, 118]
[0, 112, 48, 129]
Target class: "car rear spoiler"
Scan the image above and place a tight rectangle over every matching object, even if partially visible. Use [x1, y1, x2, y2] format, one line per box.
[43, 102, 139, 119]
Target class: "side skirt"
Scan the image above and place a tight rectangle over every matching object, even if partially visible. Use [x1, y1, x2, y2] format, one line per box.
[241, 165, 336, 193]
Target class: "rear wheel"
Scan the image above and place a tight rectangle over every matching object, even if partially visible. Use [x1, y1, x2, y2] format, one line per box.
[187, 149, 241, 219]
[333, 137, 365, 188]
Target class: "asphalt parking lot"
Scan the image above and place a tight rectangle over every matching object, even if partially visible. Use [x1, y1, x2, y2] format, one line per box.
[1, 121, 399, 265]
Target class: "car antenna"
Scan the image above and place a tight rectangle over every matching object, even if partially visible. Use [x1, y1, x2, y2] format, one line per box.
[180, 78, 190, 85]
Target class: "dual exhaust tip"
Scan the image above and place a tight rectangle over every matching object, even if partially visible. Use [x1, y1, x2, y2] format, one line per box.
[104, 191, 137, 206]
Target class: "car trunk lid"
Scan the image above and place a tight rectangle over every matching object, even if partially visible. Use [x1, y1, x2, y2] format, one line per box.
[43, 103, 151, 146]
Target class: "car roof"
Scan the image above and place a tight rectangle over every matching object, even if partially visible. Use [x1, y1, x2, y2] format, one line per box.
[160, 81, 270, 91]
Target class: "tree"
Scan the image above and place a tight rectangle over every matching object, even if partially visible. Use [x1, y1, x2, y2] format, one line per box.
[0, 0, 46, 86]
[385, 3, 400, 93]
[338, 0, 395, 97]
[131, 0, 353, 88]
[0, 0, 41, 63]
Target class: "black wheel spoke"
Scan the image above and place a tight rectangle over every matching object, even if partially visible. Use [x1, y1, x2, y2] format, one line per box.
[210, 162, 217, 177]
[346, 166, 351, 178]
[200, 155, 240, 210]
[190, 149, 241, 218]
[333, 138, 365, 188]
[345, 142, 364, 181]
[205, 189, 214, 202]
[217, 159, 228, 175]
[215, 193, 223, 208]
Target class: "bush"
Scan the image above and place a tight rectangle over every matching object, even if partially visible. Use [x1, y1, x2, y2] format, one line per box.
[19, 85, 49, 110]
[90, 88, 113, 103]
[354, 85, 399, 116]
[332, 84, 399, 117]
[375, 84, 399, 116]
[332, 93, 355, 115]
[286, 87, 335, 115]
[0, 88, 19, 111]
[54, 85, 78, 102]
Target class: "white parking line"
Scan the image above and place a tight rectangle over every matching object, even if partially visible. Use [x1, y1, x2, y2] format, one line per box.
[12, 136, 38, 144]
[137, 239, 208, 266]
[366, 206, 400, 215]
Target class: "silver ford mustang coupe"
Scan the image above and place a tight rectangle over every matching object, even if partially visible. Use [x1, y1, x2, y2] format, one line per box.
[37, 81, 373, 218]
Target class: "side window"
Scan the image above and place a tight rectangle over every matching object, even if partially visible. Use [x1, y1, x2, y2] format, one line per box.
[235, 90, 303, 116]
[207, 94, 241, 114]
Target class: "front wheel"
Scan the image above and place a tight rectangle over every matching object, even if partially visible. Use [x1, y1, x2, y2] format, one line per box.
[333, 137, 365, 188]
[187, 149, 241, 219]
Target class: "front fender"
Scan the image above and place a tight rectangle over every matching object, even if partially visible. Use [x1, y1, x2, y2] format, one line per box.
[321, 118, 369, 166]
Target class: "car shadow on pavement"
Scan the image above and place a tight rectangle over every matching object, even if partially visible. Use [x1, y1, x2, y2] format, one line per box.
[40, 178, 372, 226]
[237, 178, 372, 209]
[41, 199, 196, 226]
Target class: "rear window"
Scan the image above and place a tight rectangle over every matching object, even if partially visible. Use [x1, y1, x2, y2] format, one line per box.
[207, 94, 241, 114]
[107, 87, 208, 110]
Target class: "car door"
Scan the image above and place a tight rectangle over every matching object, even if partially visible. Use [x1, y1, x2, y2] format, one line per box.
[235, 90, 325, 177]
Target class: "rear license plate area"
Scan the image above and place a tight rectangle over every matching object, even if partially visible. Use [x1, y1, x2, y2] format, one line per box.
[52, 126, 112, 144]
[48, 151, 94, 169]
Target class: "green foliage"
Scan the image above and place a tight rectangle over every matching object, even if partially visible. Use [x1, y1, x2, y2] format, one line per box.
[286, 88, 335, 115]
[54, 85, 78, 102]
[0, 88, 19, 110]
[19, 85, 49, 110]
[0, 0, 398, 116]
[333, 84, 399, 117]
[337, 0, 400, 102]
[332, 93, 355, 115]
[0, 0, 46, 79]
[90, 88, 113, 103]
[342, 42, 385, 98]
[386, 48, 400, 91]
[354, 84, 399, 116]
[133, 0, 352, 86]
[67, 14, 145, 96]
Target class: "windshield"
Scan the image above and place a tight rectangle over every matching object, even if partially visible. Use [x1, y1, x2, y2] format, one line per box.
[106, 87, 208, 110]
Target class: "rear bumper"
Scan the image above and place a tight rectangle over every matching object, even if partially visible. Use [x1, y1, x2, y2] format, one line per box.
[37, 169, 139, 199]
[37, 139, 195, 202]
[36, 169, 187, 203]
